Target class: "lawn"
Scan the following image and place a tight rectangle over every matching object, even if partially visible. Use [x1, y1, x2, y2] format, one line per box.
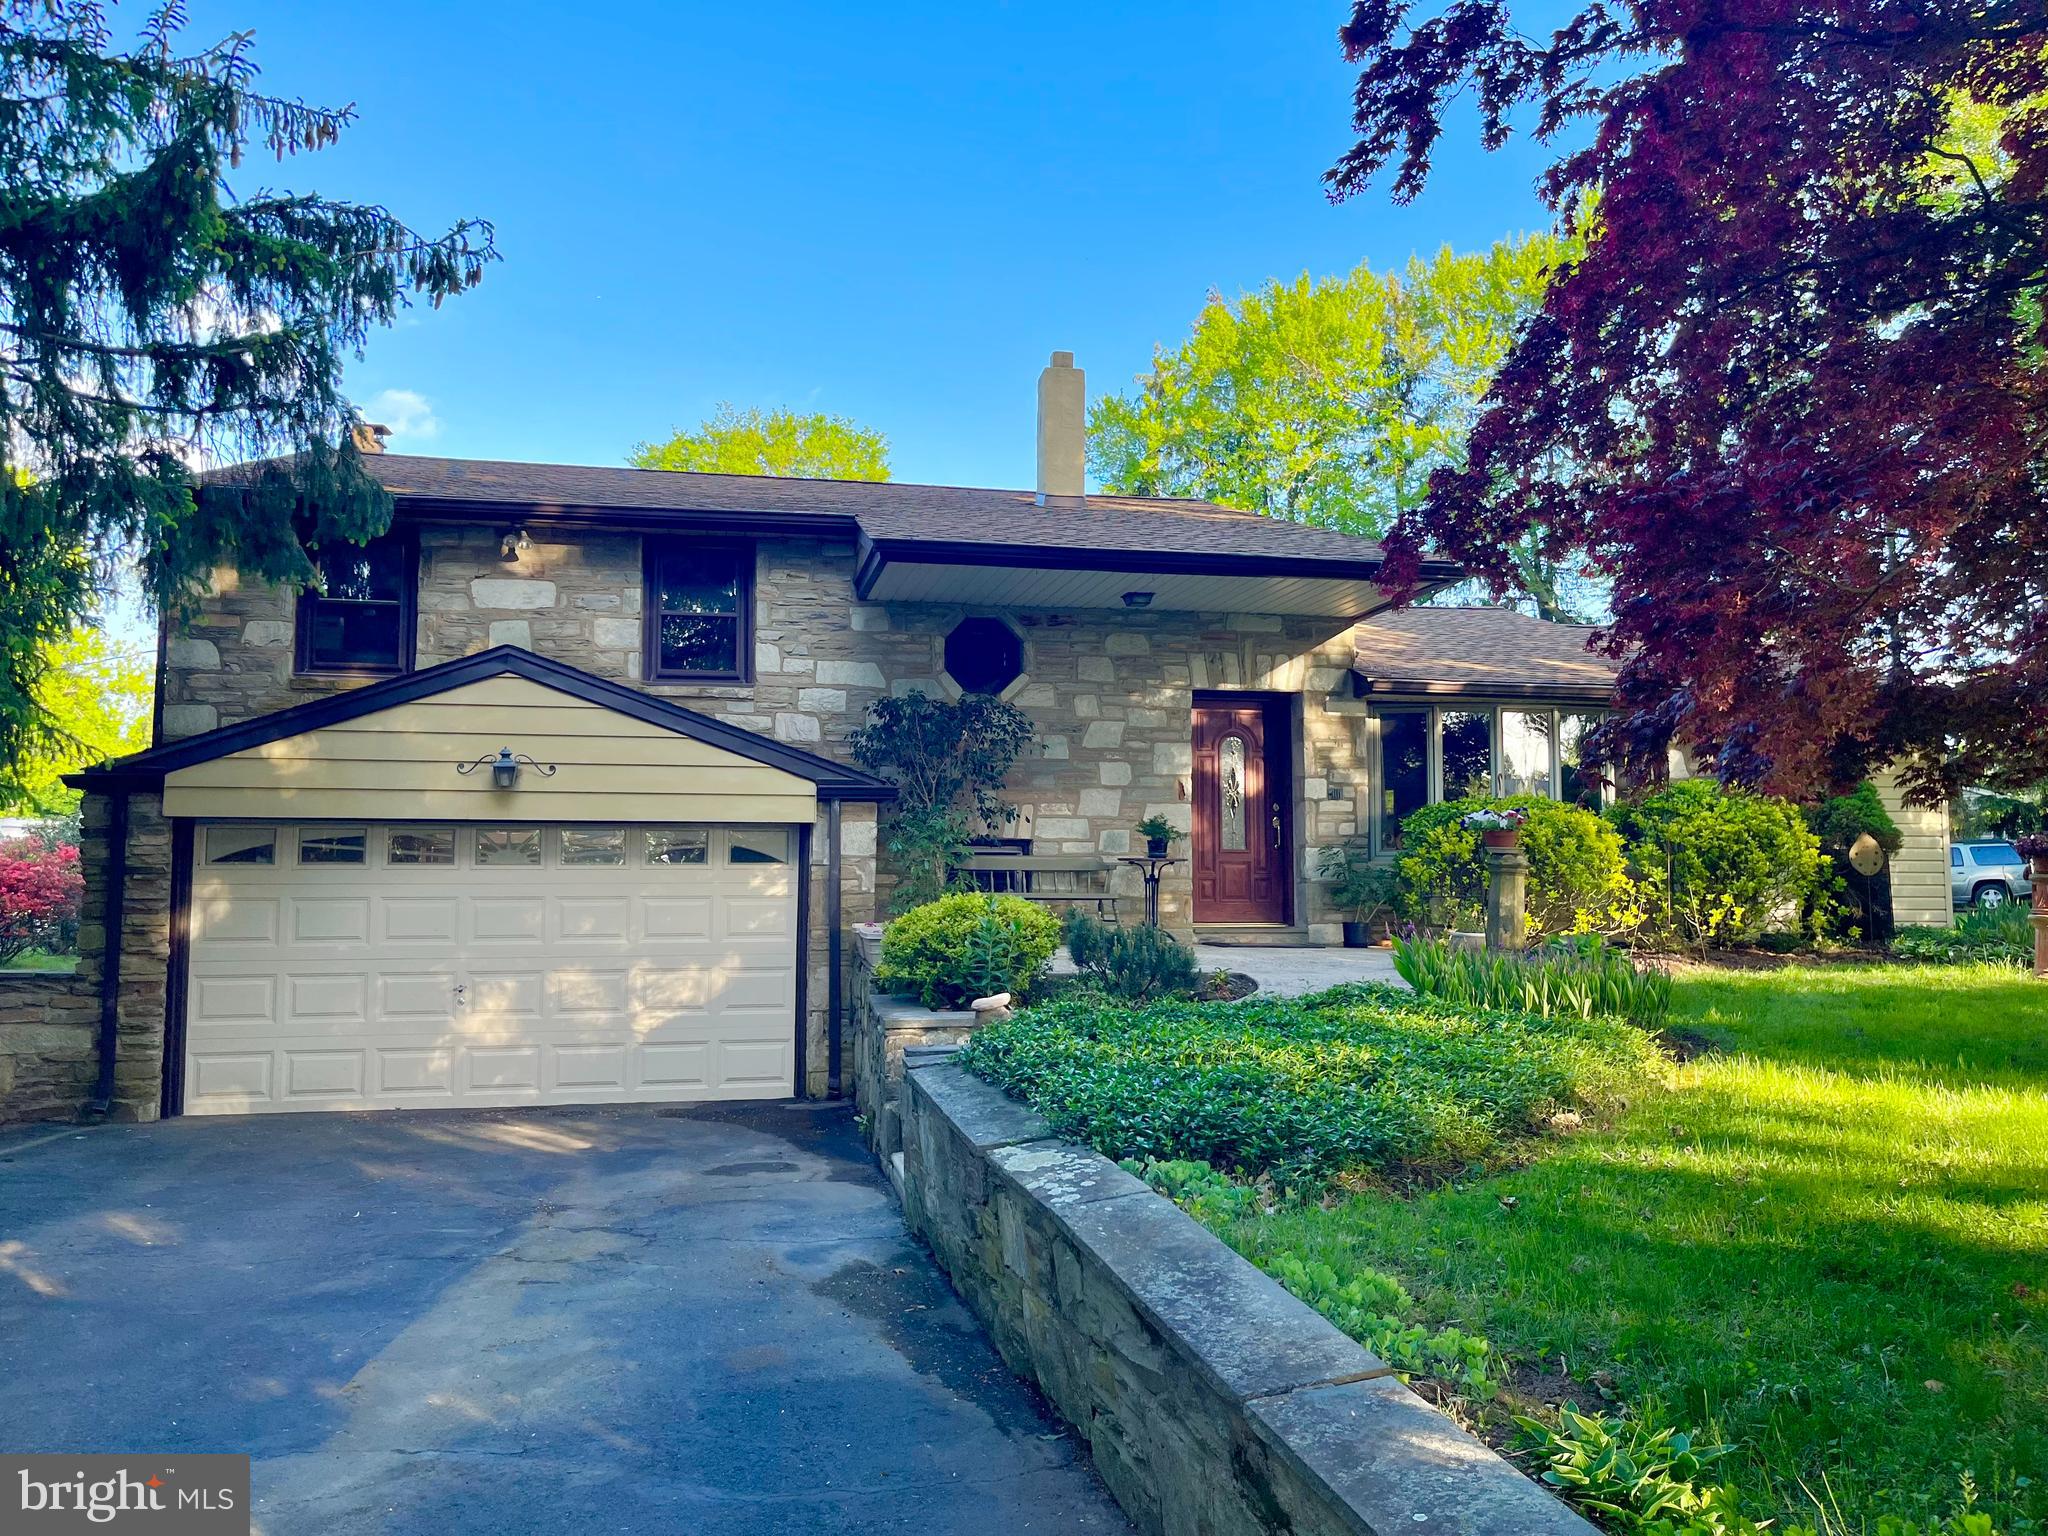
[1218, 963, 2048, 1533]
[0, 949, 76, 972]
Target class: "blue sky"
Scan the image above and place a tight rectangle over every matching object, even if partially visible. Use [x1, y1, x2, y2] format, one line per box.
[180, 1, 1571, 490]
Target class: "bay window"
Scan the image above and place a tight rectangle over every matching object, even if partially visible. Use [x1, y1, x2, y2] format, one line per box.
[1371, 702, 1611, 855]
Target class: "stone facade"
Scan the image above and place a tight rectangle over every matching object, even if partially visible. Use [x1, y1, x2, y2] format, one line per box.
[160, 522, 1379, 940]
[0, 791, 174, 1125]
[898, 1056, 1597, 1536]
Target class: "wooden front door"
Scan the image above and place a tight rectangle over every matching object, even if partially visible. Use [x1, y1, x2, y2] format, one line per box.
[1191, 702, 1287, 924]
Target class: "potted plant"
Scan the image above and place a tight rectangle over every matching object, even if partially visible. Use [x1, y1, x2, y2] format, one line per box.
[2019, 833, 2048, 895]
[1461, 806, 1529, 850]
[1134, 814, 1184, 859]
[1316, 842, 1397, 947]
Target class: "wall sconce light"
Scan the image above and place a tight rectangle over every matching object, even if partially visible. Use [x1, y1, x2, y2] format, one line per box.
[1121, 590, 1154, 608]
[499, 527, 533, 562]
[457, 747, 558, 790]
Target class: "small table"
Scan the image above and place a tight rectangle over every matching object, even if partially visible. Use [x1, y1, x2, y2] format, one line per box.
[1115, 854, 1184, 927]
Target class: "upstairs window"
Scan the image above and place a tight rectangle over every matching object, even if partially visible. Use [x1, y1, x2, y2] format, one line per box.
[645, 539, 751, 683]
[295, 529, 415, 675]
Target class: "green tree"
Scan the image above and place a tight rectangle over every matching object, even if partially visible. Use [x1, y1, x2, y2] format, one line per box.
[630, 405, 890, 480]
[1, 2, 495, 785]
[1089, 234, 1596, 620]
[0, 626, 151, 816]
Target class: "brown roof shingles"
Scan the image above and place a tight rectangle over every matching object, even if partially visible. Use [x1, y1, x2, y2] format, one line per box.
[1352, 606, 1619, 702]
[346, 454, 1404, 565]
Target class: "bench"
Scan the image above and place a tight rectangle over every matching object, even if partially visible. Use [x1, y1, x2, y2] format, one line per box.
[950, 851, 1122, 923]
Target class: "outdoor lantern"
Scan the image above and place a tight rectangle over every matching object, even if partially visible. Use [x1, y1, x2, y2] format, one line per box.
[457, 747, 556, 789]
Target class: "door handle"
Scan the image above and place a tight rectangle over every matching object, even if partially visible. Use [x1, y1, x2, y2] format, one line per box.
[1270, 809, 1283, 849]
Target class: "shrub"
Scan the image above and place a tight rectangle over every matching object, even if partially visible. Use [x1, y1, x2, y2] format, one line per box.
[1061, 910, 1201, 1001]
[876, 892, 1060, 1009]
[1396, 795, 1631, 936]
[959, 984, 1661, 1181]
[1609, 781, 1828, 948]
[1392, 933, 1673, 1029]
[0, 835, 83, 964]
[1893, 904, 2031, 967]
[1808, 780, 1904, 856]
[848, 691, 1035, 912]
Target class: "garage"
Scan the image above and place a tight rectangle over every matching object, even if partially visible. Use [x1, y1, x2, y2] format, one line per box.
[183, 821, 799, 1114]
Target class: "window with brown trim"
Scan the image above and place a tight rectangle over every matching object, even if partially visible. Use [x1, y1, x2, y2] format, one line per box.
[294, 528, 417, 675]
[644, 538, 752, 683]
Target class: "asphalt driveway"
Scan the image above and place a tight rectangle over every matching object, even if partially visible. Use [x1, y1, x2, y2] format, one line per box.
[0, 1102, 1131, 1534]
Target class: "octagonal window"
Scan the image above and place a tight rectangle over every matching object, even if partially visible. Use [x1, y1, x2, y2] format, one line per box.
[944, 617, 1025, 696]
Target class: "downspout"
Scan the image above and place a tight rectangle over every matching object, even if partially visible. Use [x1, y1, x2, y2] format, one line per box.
[90, 791, 129, 1118]
[827, 797, 844, 1097]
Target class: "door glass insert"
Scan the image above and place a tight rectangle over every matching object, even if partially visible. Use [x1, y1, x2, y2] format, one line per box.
[476, 828, 542, 866]
[728, 829, 789, 865]
[388, 828, 456, 866]
[205, 826, 275, 866]
[298, 828, 367, 865]
[560, 828, 626, 866]
[1219, 735, 1247, 852]
[646, 827, 710, 866]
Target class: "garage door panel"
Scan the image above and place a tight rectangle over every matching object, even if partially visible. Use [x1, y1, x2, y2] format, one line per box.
[185, 821, 800, 1114]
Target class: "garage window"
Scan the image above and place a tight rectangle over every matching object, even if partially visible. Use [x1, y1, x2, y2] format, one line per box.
[646, 827, 710, 865]
[561, 828, 627, 866]
[728, 829, 789, 865]
[388, 828, 456, 866]
[206, 827, 276, 865]
[299, 828, 366, 865]
[477, 828, 542, 866]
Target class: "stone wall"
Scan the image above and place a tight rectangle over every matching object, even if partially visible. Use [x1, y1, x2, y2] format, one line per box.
[160, 522, 1379, 941]
[848, 924, 978, 1164]
[900, 1056, 1597, 1536]
[0, 791, 173, 1126]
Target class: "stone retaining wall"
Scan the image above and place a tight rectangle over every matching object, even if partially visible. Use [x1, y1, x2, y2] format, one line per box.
[897, 1055, 1597, 1536]
[848, 924, 977, 1165]
[0, 972, 95, 1121]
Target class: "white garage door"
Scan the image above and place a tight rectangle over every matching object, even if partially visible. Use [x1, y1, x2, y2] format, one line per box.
[183, 822, 799, 1115]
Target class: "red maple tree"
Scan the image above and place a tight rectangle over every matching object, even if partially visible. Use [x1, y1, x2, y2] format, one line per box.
[0, 837, 83, 964]
[1331, 0, 2048, 799]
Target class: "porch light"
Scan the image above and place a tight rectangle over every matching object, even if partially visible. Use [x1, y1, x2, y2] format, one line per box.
[1121, 590, 1154, 608]
[499, 526, 533, 561]
[456, 747, 558, 790]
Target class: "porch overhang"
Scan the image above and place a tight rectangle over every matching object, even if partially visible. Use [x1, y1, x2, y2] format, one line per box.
[854, 536, 1463, 619]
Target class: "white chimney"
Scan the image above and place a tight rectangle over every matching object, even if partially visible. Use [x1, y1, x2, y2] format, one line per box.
[1035, 350, 1085, 502]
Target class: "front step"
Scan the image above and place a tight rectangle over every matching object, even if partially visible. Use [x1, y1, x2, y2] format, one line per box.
[1194, 925, 1321, 948]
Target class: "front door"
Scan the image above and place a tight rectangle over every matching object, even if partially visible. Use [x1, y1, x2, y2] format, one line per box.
[1191, 702, 1288, 924]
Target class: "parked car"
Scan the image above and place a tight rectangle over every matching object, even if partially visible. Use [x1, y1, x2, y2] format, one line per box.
[1952, 840, 2035, 909]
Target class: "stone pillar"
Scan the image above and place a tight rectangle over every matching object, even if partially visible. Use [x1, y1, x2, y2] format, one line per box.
[2031, 855, 2048, 979]
[1484, 842, 1529, 953]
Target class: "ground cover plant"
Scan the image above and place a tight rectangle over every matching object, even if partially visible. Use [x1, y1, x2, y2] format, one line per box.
[958, 983, 1661, 1183]
[1209, 962, 2047, 1533]
[1893, 906, 2032, 969]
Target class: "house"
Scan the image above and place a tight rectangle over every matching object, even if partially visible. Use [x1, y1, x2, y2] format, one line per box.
[0, 353, 1951, 1126]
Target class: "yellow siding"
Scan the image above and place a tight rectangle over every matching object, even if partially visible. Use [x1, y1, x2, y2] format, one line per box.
[1875, 767, 1954, 928]
[164, 675, 819, 824]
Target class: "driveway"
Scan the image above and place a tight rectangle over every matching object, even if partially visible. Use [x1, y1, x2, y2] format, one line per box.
[0, 1103, 1131, 1535]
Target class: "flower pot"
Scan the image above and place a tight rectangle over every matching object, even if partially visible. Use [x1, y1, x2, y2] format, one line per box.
[1482, 828, 1522, 851]
[1341, 920, 1373, 948]
[1145, 836, 1170, 858]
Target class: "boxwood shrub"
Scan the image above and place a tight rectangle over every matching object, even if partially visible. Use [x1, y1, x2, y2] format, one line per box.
[877, 892, 1061, 1009]
[958, 983, 1661, 1182]
[1395, 795, 1630, 936]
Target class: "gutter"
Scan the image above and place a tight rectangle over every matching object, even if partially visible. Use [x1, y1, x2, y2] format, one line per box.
[89, 791, 128, 1118]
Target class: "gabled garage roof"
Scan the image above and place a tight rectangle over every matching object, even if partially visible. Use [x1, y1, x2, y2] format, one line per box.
[71, 647, 898, 802]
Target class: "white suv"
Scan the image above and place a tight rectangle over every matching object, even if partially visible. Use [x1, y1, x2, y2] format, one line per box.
[1952, 841, 2034, 909]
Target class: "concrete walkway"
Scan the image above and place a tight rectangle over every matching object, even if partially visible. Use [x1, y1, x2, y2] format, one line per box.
[0, 1103, 1131, 1535]
[1195, 943, 1404, 996]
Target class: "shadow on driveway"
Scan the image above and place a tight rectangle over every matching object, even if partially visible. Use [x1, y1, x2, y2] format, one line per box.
[0, 1102, 1130, 1535]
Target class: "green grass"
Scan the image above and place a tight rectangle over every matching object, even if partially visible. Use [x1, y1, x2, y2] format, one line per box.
[0, 949, 75, 972]
[1218, 963, 2048, 1533]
